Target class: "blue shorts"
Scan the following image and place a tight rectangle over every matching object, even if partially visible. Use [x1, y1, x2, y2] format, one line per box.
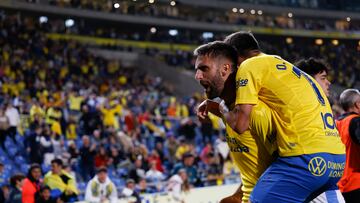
[250, 153, 345, 203]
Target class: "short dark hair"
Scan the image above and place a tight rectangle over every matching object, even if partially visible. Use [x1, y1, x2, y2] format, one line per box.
[51, 158, 63, 167]
[10, 173, 25, 187]
[40, 185, 51, 192]
[295, 58, 330, 76]
[96, 167, 108, 174]
[224, 31, 260, 56]
[193, 41, 238, 71]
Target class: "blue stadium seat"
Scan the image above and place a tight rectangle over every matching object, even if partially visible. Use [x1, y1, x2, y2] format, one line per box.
[7, 147, 18, 157]
[50, 189, 62, 198]
[77, 182, 87, 191]
[42, 164, 51, 173]
[20, 164, 30, 174]
[112, 178, 125, 188]
[15, 156, 27, 165]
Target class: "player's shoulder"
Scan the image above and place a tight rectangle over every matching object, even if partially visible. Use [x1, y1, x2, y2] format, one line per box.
[240, 53, 278, 69]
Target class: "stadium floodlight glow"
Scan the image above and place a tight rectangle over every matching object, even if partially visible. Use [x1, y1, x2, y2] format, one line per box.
[332, 39, 339, 46]
[239, 8, 245, 13]
[65, 19, 75, 27]
[257, 10, 263, 15]
[202, 32, 214, 39]
[250, 9, 256, 15]
[232, 8, 238, 13]
[288, 12, 293, 18]
[149, 0, 155, 3]
[39, 16, 48, 24]
[346, 17, 351, 22]
[170, 1, 176, 6]
[315, 39, 323, 45]
[113, 3, 120, 8]
[150, 27, 157, 34]
[286, 37, 293, 44]
[169, 29, 178, 36]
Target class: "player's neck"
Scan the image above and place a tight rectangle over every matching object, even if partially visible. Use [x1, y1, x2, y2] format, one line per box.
[220, 73, 236, 108]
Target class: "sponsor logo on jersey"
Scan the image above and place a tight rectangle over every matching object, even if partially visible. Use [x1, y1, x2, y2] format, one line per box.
[236, 78, 248, 88]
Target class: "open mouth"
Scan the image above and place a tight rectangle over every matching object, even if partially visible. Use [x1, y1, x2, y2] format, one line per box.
[200, 83, 211, 93]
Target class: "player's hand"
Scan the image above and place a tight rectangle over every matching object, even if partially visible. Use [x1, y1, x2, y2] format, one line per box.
[197, 100, 209, 122]
[207, 98, 228, 117]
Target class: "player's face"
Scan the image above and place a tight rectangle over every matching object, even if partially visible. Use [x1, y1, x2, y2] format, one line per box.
[314, 71, 331, 97]
[195, 55, 225, 99]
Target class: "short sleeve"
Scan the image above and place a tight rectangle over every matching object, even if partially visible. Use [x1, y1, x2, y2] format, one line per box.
[235, 58, 266, 105]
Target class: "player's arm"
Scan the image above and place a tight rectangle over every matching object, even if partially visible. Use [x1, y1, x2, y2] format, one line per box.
[222, 104, 253, 135]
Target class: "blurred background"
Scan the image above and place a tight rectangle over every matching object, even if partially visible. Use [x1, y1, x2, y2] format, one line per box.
[0, 0, 359, 202]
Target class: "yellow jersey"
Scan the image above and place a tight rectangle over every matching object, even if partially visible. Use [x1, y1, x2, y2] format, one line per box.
[235, 53, 345, 157]
[225, 100, 276, 202]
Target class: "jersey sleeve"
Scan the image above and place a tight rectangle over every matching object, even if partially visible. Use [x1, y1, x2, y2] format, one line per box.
[235, 58, 267, 105]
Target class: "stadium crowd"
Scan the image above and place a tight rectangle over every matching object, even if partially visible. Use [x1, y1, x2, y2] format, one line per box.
[0, 11, 238, 202]
[21, 0, 360, 31]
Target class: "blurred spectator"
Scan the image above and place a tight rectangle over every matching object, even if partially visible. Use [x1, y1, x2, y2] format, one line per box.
[178, 118, 197, 143]
[94, 145, 111, 169]
[0, 107, 9, 150]
[120, 179, 141, 203]
[79, 135, 96, 181]
[166, 169, 189, 202]
[39, 126, 55, 166]
[164, 132, 179, 163]
[200, 142, 213, 165]
[175, 137, 190, 160]
[35, 185, 61, 203]
[22, 164, 42, 203]
[25, 125, 43, 164]
[145, 161, 165, 183]
[44, 159, 78, 202]
[204, 152, 223, 186]
[5, 102, 20, 143]
[135, 178, 154, 194]
[147, 150, 164, 172]
[6, 173, 26, 203]
[85, 167, 118, 203]
[172, 153, 199, 187]
[79, 105, 102, 135]
[128, 158, 146, 183]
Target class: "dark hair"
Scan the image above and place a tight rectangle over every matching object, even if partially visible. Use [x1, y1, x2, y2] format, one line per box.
[295, 57, 330, 76]
[10, 173, 25, 187]
[51, 158, 63, 167]
[224, 31, 260, 56]
[40, 185, 51, 192]
[96, 167, 108, 174]
[193, 41, 238, 71]
[27, 163, 42, 182]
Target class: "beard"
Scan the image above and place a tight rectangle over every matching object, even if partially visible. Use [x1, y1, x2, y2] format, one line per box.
[202, 73, 224, 99]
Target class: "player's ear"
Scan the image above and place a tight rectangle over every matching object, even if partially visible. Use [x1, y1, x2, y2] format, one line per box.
[221, 64, 231, 77]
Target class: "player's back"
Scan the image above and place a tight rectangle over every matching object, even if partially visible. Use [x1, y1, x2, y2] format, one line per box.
[225, 100, 276, 202]
[236, 54, 344, 157]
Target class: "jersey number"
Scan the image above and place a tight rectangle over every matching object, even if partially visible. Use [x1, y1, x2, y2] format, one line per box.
[292, 66, 326, 106]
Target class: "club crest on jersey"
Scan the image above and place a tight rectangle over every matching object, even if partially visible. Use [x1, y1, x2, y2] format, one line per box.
[236, 78, 248, 89]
